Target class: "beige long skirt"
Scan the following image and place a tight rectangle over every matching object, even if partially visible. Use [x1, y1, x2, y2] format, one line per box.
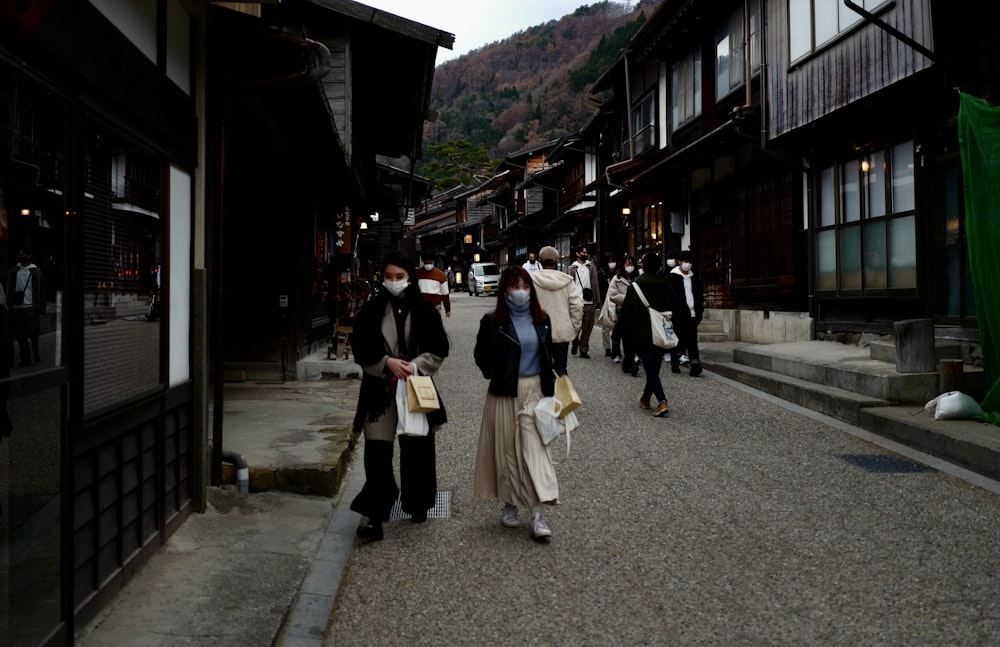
[473, 375, 559, 509]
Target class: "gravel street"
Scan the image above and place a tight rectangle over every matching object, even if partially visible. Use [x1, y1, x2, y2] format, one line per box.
[325, 291, 1000, 646]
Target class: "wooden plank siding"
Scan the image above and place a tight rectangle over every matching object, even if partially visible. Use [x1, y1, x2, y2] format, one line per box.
[321, 36, 350, 157]
[769, 0, 934, 138]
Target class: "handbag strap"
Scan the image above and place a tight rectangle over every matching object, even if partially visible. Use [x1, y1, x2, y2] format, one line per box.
[632, 281, 650, 308]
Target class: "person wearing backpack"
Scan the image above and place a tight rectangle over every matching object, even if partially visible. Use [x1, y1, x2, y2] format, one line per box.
[616, 252, 681, 417]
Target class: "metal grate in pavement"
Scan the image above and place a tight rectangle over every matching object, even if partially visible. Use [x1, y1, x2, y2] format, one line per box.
[389, 490, 451, 520]
[839, 454, 937, 473]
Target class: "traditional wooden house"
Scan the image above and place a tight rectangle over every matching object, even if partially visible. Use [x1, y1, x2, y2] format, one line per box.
[591, 0, 807, 342]
[1, 1, 208, 643]
[768, 0, 997, 350]
[588, 0, 997, 350]
[211, 0, 452, 380]
[0, 1, 453, 643]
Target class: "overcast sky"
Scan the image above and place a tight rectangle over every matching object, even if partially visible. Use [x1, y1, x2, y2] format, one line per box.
[360, 0, 616, 64]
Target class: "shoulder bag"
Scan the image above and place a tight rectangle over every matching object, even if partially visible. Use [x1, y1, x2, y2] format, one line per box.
[631, 282, 679, 350]
[596, 292, 617, 329]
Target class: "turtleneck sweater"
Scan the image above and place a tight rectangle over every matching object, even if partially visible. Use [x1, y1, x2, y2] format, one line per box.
[508, 299, 540, 376]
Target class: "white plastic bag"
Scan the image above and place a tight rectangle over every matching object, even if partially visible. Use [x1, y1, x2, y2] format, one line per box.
[534, 396, 563, 445]
[395, 379, 430, 436]
[923, 391, 984, 420]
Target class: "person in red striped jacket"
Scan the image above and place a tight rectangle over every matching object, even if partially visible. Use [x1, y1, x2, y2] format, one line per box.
[417, 252, 451, 319]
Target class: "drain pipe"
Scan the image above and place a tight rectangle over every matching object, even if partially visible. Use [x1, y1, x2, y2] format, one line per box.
[221, 449, 250, 494]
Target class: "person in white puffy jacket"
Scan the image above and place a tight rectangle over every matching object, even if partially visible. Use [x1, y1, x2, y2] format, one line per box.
[530, 246, 582, 376]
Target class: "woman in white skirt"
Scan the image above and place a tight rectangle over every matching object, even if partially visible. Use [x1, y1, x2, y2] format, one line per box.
[473, 266, 558, 540]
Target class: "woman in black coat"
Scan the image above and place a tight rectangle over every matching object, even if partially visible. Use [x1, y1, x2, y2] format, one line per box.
[350, 251, 449, 541]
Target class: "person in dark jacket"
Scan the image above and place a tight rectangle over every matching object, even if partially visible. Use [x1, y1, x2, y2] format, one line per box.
[617, 252, 681, 417]
[473, 266, 559, 540]
[350, 251, 449, 541]
[668, 250, 705, 377]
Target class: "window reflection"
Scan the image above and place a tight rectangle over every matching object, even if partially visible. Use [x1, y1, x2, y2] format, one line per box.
[0, 74, 67, 644]
[82, 125, 162, 413]
[0, 386, 62, 645]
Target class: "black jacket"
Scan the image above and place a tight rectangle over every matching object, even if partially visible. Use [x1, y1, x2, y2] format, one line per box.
[474, 312, 555, 398]
[667, 269, 704, 330]
[351, 291, 449, 430]
[617, 272, 681, 347]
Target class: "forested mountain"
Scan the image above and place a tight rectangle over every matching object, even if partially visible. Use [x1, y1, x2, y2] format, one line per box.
[415, 0, 661, 189]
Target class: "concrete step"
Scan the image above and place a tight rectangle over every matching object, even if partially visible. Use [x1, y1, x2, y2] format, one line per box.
[733, 341, 939, 404]
[868, 340, 962, 364]
[698, 331, 730, 343]
[707, 360, 892, 426]
[297, 356, 362, 380]
[698, 319, 725, 333]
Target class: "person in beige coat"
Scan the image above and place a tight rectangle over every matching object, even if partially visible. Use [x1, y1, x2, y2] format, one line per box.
[530, 246, 582, 376]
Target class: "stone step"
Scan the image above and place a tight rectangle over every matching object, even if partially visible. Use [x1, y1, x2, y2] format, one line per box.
[734, 341, 938, 404]
[706, 360, 891, 426]
[732, 340, 985, 405]
[698, 318, 725, 333]
[868, 339, 962, 364]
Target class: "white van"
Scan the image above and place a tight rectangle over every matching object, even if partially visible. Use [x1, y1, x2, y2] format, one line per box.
[467, 262, 501, 296]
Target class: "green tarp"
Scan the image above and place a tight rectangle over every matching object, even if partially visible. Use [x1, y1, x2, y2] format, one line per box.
[958, 92, 1000, 423]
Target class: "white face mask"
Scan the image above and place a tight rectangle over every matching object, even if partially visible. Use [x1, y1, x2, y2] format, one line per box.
[608, 262, 617, 270]
[666, 259, 677, 268]
[681, 262, 693, 272]
[624, 265, 635, 274]
[383, 279, 409, 297]
[423, 263, 435, 271]
[507, 289, 531, 307]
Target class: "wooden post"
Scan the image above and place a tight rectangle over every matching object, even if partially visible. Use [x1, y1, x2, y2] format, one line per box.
[893, 319, 936, 373]
[938, 359, 964, 394]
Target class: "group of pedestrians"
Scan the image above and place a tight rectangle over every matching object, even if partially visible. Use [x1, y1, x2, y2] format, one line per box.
[591, 249, 705, 417]
[348, 249, 575, 544]
[346, 246, 702, 544]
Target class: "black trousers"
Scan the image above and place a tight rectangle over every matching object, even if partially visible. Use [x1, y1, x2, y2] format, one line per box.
[350, 432, 437, 523]
[670, 320, 700, 367]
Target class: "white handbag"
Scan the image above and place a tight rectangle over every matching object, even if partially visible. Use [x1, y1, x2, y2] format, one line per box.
[632, 282, 678, 350]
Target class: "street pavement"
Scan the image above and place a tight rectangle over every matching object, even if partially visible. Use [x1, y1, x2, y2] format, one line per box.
[77, 291, 1000, 646]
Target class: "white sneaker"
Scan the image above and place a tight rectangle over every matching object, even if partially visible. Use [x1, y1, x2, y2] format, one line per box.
[612, 355, 622, 364]
[680, 354, 690, 367]
[501, 504, 520, 528]
[530, 512, 552, 539]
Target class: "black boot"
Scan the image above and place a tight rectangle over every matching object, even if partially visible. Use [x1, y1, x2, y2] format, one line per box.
[357, 521, 384, 541]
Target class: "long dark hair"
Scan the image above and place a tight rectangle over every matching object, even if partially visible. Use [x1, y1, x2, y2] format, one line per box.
[494, 266, 546, 324]
[617, 253, 636, 280]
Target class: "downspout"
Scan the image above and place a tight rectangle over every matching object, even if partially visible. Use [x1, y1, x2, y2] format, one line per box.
[758, 0, 768, 150]
[222, 450, 250, 494]
[744, 0, 752, 109]
[624, 51, 634, 160]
